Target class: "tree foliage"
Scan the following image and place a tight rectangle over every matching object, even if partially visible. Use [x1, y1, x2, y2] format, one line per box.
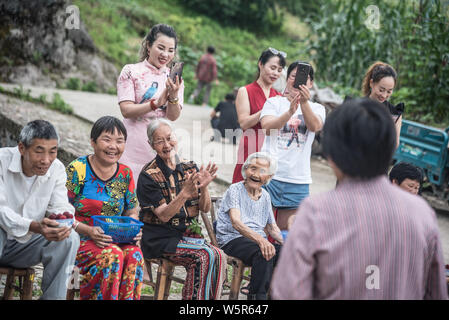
[306, 0, 449, 124]
[180, 0, 283, 34]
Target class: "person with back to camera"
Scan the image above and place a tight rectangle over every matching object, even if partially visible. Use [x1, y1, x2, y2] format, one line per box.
[188, 45, 219, 106]
[117, 23, 183, 185]
[210, 93, 240, 144]
[271, 98, 447, 300]
[232, 48, 286, 183]
[260, 61, 325, 232]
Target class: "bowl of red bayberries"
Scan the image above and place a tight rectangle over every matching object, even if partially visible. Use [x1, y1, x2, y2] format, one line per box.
[47, 212, 74, 227]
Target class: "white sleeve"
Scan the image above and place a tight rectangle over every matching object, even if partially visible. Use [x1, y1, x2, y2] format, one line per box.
[259, 97, 279, 120]
[0, 162, 32, 238]
[313, 103, 326, 124]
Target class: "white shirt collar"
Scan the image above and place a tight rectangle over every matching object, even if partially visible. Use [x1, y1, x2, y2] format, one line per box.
[7, 146, 51, 179]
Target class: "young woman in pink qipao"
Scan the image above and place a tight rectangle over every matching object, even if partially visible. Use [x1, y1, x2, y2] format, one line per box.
[117, 24, 184, 183]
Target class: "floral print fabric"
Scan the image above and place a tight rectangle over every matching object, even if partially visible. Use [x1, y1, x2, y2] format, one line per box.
[66, 156, 143, 300]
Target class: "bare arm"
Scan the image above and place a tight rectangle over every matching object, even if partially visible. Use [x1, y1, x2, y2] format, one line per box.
[298, 85, 323, 133]
[229, 208, 276, 261]
[165, 100, 181, 121]
[165, 76, 182, 121]
[395, 115, 402, 148]
[260, 93, 300, 135]
[198, 186, 211, 213]
[265, 223, 283, 244]
[235, 87, 262, 131]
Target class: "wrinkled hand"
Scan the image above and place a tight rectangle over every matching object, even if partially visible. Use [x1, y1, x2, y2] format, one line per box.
[89, 226, 113, 248]
[166, 75, 183, 102]
[39, 218, 72, 241]
[182, 171, 200, 198]
[258, 237, 276, 261]
[196, 162, 218, 189]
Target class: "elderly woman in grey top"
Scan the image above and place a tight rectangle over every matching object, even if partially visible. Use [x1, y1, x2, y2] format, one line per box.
[215, 152, 283, 300]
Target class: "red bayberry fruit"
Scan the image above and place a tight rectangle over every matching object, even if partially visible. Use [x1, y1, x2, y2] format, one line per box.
[56, 214, 65, 220]
[48, 214, 57, 220]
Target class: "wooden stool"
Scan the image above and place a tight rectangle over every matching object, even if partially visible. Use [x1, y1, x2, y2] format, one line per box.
[0, 267, 35, 300]
[144, 258, 185, 300]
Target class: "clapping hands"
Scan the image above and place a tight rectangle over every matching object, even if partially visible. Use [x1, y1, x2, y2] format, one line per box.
[196, 162, 218, 189]
[182, 163, 218, 198]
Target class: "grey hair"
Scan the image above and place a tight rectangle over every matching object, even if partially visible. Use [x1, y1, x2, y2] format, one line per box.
[147, 118, 173, 145]
[241, 152, 277, 185]
[19, 120, 59, 147]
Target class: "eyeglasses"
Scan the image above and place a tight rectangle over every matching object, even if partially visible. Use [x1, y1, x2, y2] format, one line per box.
[150, 136, 175, 146]
[268, 47, 287, 58]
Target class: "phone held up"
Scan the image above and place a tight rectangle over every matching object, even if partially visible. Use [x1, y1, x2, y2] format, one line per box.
[293, 63, 311, 89]
[169, 62, 184, 83]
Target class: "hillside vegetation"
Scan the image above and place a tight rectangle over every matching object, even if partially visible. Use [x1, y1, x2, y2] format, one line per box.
[74, 0, 449, 126]
[73, 0, 310, 107]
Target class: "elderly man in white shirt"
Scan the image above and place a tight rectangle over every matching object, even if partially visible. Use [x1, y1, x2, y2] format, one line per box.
[0, 120, 80, 300]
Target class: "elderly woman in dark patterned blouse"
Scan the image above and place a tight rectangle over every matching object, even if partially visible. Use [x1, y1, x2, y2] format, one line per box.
[137, 119, 227, 300]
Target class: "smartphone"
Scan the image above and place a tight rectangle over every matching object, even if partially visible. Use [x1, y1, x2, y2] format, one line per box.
[169, 62, 184, 82]
[293, 63, 311, 89]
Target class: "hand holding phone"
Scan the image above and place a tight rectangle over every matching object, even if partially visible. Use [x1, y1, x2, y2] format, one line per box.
[293, 63, 311, 89]
[169, 62, 184, 83]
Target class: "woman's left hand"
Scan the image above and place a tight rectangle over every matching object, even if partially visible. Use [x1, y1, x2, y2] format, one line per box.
[196, 162, 218, 188]
[166, 75, 183, 102]
[133, 229, 142, 242]
[298, 85, 311, 104]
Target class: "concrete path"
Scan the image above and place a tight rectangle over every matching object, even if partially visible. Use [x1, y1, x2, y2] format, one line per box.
[0, 82, 337, 193]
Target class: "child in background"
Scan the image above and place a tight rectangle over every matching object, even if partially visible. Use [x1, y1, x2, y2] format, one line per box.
[389, 162, 423, 195]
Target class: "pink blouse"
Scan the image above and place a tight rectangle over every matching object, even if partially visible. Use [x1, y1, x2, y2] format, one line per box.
[117, 59, 184, 183]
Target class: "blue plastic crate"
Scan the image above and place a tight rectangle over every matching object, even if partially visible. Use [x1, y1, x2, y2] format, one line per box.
[92, 216, 143, 243]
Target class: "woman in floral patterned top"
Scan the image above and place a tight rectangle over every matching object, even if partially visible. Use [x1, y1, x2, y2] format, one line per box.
[117, 23, 184, 184]
[66, 116, 144, 300]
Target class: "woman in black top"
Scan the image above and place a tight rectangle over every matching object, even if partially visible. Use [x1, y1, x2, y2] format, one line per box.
[136, 119, 226, 300]
[361, 61, 404, 147]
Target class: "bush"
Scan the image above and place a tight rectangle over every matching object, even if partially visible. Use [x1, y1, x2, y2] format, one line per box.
[81, 81, 98, 92]
[49, 93, 73, 114]
[66, 78, 81, 90]
[181, 0, 283, 34]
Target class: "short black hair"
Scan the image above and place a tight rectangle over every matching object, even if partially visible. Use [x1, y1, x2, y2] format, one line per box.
[322, 98, 396, 179]
[225, 93, 235, 101]
[207, 46, 215, 54]
[389, 162, 423, 185]
[19, 120, 59, 147]
[287, 61, 314, 81]
[91, 116, 127, 143]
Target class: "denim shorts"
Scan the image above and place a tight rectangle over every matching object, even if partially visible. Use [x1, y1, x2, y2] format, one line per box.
[263, 179, 309, 210]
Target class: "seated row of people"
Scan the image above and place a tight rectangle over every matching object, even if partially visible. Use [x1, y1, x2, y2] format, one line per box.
[0, 97, 446, 300]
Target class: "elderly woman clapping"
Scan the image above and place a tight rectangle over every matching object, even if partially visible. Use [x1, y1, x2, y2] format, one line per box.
[136, 119, 227, 300]
[215, 152, 283, 300]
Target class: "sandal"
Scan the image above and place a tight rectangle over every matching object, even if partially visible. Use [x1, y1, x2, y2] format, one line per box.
[240, 285, 250, 295]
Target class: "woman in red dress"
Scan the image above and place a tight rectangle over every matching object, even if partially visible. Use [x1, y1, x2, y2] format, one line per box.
[232, 48, 286, 183]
